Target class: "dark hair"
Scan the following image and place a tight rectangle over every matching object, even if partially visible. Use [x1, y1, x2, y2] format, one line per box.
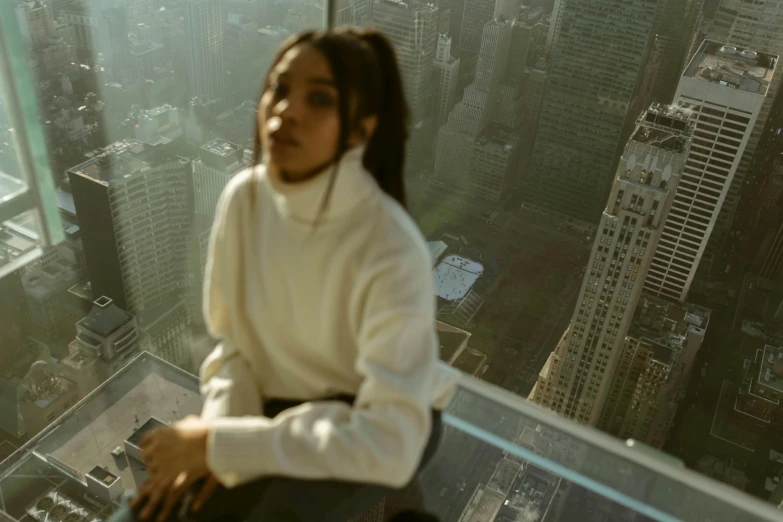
[252, 27, 410, 213]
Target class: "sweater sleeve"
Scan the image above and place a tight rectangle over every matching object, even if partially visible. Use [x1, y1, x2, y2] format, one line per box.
[200, 174, 262, 423]
[205, 242, 438, 489]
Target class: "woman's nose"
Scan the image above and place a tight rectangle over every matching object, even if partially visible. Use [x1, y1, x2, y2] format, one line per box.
[274, 97, 301, 121]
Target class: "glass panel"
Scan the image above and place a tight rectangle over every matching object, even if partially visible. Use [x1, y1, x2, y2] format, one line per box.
[0, 90, 26, 203]
[334, 0, 783, 513]
[433, 381, 783, 522]
[1, 0, 782, 519]
[1, 356, 780, 522]
[0, 1, 63, 248]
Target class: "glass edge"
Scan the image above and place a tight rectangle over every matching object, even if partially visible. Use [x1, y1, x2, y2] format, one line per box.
[444, 413, 682, 522]
[453, 374, 783, 521]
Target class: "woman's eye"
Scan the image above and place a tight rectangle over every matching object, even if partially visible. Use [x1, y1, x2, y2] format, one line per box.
[309, 91, 336, 107]
[271, 83, 288, 98]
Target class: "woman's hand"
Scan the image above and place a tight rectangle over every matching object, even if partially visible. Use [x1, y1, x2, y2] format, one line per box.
[132, 416, 212, 521]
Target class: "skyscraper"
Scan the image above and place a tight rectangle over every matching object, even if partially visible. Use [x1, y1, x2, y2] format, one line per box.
[432, 35, 461, 125]
[459, 0, 494, 53]
[598, 294, 710, 448]
[371, 0, 439, 124]
[371, 0, 439, 170]
[545, 0, 564, 58]
[702, 0, 783, 263]
[434, 16, 513, 192]
[529, 105, 693, 425]
[522, 0, 658, 225]
[649, 0, 704, 103]
[644, 41, 774, 302]
[192, 138, 245, 218]
[15, 0, 55, 50]
[68, 139, 193, 367]
[185, 0, 226, 101]
[0, 270, 31, 368]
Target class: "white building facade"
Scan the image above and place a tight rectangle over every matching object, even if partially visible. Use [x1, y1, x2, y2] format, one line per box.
[530, 105, 693, 426]
[644, 41, 774, 302]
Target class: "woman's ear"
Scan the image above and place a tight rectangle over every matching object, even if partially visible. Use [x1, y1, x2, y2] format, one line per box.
[362, 114, 378, 140]
[348, 114, 379, 146]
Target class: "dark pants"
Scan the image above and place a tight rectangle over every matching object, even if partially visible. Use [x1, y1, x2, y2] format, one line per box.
[109, 397, 442, 522]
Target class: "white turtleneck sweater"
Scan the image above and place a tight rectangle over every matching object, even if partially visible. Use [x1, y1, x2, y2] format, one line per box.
[199, 144, 459, 489]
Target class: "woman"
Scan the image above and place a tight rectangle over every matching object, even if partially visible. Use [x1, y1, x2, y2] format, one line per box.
[110, 27, 458, 522]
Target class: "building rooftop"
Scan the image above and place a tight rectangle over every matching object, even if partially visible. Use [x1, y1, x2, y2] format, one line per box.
[427, 240, 448, 266]
[141, 104, 175, 119]
[200, 138, 241, 157]
[258, 25, 290, 38]
[458, 486, 505, 522]
[68, 278, 93, 302]
[631, 103, 693, 153]
[0, 353, 201, 521]
[23, 261, 77, 300]
[125, 417, 169, 450]
[630, 294, 711, 348]
[684, 40, 777, 96]
[78, 297, 134, 337]
[487, 458, 520, 494]
[60, 346, 98, 371]
[375, 0, 438, 11]
[495, 464, 560, 522]
[87, 465, 119, 486]
[759, 345, 783, 394]
[433, 255, 484, 302]
[516, 5, 544, 26]
[453, 348, 487, 377]
[69, 140, 149, 185]
[436, 320, 471, 364]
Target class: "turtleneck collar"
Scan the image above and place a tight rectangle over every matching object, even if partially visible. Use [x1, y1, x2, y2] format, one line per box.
[260, 144, 375, 225]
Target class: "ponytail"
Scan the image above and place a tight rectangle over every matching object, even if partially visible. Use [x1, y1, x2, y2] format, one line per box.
[359, 30, 409, 208]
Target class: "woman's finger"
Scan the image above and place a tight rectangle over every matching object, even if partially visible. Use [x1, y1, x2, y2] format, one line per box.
[192, 475, 219, 512]
[138, 474, 173, 521]
[156, 472, 196, 522]
[140, 446, 155, 467]
[130, 481, 151, 509]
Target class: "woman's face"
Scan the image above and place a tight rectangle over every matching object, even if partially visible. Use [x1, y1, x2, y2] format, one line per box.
[259, 43, 342, 181]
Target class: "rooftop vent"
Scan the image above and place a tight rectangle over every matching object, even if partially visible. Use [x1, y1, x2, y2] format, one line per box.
[741, 49, 758, 60]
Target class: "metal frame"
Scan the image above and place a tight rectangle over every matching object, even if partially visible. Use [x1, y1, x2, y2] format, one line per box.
[0, 1, 63, 245]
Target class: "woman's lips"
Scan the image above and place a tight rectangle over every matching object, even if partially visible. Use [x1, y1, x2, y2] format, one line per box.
[269, 129, 300, 148]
